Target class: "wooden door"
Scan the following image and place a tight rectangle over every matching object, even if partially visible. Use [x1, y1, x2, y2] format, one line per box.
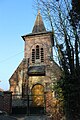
[32, 84, 44, 107]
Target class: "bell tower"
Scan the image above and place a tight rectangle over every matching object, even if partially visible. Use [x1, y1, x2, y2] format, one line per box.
[21, 10, 54, 109]
[22, 11, 54, 67]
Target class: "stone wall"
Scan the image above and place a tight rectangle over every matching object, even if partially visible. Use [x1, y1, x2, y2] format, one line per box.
[9, 59, 28, 98]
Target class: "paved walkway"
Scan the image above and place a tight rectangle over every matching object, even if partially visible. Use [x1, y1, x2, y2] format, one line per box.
[15, 115, 50, 120]
[17, 115, 49, 120]
[0, 114, 51, 120]
[0, 115, 17, 120]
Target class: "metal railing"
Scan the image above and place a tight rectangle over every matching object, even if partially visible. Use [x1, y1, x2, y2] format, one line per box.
[12, 93, 46, 115]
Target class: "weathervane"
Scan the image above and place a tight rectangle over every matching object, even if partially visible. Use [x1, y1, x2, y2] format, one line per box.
[37, 0, 40, 12]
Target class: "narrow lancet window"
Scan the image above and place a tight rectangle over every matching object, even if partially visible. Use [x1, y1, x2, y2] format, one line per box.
[41, 48, 44, 62]
[36, 45, 39, 59]
[32, 49, 35, 63]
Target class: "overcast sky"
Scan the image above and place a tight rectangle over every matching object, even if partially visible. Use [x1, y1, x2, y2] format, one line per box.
[0, 0, 37, 90]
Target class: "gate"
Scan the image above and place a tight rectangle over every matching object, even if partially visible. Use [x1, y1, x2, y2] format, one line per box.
[12, 84, 46, 115]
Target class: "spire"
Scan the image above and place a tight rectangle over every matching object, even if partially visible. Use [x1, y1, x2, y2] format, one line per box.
[32, 10, 46, 33]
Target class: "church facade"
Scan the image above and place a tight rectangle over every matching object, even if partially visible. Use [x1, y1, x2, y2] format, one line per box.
[9, 11, 61, 114]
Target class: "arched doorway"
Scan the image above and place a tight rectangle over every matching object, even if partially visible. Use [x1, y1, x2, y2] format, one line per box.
[32, 84, 44, 107]
[29, 84, 45, 114]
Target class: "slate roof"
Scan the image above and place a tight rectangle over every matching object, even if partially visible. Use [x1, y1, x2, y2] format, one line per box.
[21, 10, 52, 40]
[32, 10, 46, 33]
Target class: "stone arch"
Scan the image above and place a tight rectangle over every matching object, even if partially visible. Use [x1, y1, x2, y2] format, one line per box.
[30, 43, 44, 50]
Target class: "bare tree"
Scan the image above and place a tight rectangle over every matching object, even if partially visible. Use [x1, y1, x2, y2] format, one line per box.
[34, 0, 80, 119]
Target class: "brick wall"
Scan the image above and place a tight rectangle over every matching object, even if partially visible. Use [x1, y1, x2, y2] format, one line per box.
[0, 92, 4, 111]
[0, 91, 12, 114]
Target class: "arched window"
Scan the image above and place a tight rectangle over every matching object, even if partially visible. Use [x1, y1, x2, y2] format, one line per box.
[41, 48, 44, 62]
[32, 49, 35, 63]
[32, 45, 44, 63]
[36, 45, 39, 59]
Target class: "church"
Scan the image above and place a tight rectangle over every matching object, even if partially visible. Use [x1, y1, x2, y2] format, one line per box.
[9, 11, 61, 114]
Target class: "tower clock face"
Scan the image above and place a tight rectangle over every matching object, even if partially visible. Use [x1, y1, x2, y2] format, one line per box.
[32, 84, 44, 107]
